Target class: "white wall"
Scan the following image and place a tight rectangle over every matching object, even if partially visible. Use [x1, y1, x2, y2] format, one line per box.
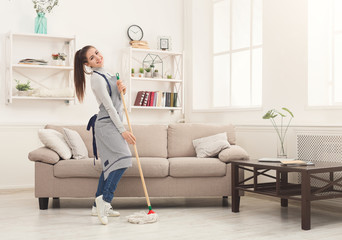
[0, 0, 183, 189]
[185, 0, 342, 167]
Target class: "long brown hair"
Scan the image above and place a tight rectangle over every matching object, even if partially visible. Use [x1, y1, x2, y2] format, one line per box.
[74, 45, 94, 102]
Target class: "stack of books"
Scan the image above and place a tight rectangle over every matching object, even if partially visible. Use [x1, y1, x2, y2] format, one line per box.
[134, 91, 178, 107]
[18, 58, 48, 65]
[130, 40, 149, 49]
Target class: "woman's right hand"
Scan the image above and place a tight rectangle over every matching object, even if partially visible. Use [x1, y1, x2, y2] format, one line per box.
[121, 131, 136, 145]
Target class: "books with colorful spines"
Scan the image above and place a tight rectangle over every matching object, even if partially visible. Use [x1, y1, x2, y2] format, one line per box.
[134, 91, 145, 106]
[173, 92, 178, 107]
[142, 92, 149, 106]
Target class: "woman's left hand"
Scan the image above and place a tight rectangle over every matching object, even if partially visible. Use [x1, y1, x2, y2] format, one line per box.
[116, 80, 126, 94]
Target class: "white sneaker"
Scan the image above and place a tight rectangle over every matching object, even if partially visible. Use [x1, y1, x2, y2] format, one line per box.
[92, 205, 120, 217]
[95, 195, 108, 225]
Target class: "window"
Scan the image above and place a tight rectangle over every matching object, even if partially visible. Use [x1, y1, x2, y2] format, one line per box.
[308, 0, 342, 106]
[213, 0, 262, 108]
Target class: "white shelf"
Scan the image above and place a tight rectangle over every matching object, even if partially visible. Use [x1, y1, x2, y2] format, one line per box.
[130, 47, 182, 56]
[124, 47, 184, 113]
[12, 64, 73, 70]
[10, 32, 75, 41]
[131, 106, 182, 110]
[5, 32, 76, 104]
[12, 96, 75, 101]
[131, 77, 182, 83]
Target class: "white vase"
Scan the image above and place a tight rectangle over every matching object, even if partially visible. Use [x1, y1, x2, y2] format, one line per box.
[145, 72, 152, 78]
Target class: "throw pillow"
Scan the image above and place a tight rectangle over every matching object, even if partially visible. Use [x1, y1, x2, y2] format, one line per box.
[38, 129, 72, 160]
[192, 132, 230, 158]
[218, 145, 249, 163]
[62, 128, 89, 159]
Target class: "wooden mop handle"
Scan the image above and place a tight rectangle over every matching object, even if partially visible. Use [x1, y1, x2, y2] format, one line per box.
[120, 91, 152, 207]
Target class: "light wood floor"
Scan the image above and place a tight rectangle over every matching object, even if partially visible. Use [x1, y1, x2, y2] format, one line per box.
[1, 189, 342, 240]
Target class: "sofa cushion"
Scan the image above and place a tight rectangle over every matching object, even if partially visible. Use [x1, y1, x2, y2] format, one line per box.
[168, 123, 236, 158]
[126, 125, 168, 158]
[46, 125, 93, 157]
[28, 147, 60, 164]
[54, 157, 169, 178]
[169, 157, 226, 177]
[124, 157, 169, 178]
[63, 128, 89, 159]
[38, 129, 72, 159]
[218, 145, 249, 162]
[54, 158, 102, 178]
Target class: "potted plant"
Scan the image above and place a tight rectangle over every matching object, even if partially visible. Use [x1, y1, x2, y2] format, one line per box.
[15, 80, 33, 96]
[262, 107, 294, 158]
[145, 67, 152, 78]
[131, 68, 135, 77]
[138, 68, 144, 78]
[167, 74, 172, 79]
[51, 53, 59, 65]
[153, 69, 160, 78]
[58, 53, 67, 66]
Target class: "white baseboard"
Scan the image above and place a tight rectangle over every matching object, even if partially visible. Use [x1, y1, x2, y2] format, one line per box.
[0, 184, 34, 191]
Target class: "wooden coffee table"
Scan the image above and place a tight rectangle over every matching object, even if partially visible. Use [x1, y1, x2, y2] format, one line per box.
[231, 159, 342, 230]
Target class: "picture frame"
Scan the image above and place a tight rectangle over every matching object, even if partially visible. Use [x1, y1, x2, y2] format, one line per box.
[158, 36, 172, 51]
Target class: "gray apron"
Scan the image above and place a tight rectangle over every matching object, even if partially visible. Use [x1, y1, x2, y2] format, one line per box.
[92, 71, 132, 180]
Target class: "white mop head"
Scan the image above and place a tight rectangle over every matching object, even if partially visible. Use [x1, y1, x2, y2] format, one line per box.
[127, 211, 158, 224]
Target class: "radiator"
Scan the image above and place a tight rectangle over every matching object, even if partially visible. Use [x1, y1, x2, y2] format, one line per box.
[297, 134, 342, 162]
[296, 132, 342, 190]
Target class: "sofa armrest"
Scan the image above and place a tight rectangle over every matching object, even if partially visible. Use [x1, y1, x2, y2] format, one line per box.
[28, 147, 60, 165]
[218, 145, 249, 163]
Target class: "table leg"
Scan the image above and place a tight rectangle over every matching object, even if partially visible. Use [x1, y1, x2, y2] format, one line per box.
[301, 171, 311, 230]
[231, 163, 240, 213]
[281, 171, 288, 207]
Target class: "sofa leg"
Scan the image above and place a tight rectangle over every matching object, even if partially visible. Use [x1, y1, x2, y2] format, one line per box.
[223, 196, 228, 199]
[222, 196, 228, 207]
[39, 197, 49, 210]
[52, 198, 60, 208]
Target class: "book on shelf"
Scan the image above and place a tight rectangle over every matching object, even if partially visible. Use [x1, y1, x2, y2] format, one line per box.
[134, 91, 145, 106]
[280, 160, 315, 166]
[142, 92, 149, 106]
[170, 92, 174, 107]
[18, 58, 48, 65]
[173, 92, 178, 107]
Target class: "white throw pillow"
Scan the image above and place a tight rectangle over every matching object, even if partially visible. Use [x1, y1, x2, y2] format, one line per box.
[62, 128, 88, 159]
[38, 129, 72, 160]
[192, 132, 231, 158]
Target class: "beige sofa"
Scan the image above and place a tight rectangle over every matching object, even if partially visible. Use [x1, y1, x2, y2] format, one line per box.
[28, 123, 249, 209]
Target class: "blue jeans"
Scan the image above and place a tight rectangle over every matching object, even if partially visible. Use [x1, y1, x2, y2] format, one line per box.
[94, 168, 127, 205]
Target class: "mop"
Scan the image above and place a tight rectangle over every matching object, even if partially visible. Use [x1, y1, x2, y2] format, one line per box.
[116, 73, 158, 224]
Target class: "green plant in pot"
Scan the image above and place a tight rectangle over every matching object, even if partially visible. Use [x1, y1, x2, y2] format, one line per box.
[131, 68, 135, 77]
[15, 80, 33, 96]
[262, 107, 294, 158]
[138, 67, 144, 78]
[145, 67, 152, 78]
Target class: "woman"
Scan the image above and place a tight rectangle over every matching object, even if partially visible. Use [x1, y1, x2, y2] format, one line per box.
[74, 45, 136, 225]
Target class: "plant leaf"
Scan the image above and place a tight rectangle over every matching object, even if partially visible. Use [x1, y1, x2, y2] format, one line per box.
[282, 107, 294, 117]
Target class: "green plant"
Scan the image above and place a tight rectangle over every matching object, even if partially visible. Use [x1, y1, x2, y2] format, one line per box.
[139, 68, 144, 73]
[262, 107, 294, 157]
[58, 53, 67, 61]
[131, 68, 135, 74]
[150, 64, 155, 68]
[167, 74, 172, 79]
[32, 0, 59, 14]
[15, 80, 32, 91]
[145, 67, 151, 73]
[52, 53, 59, 60]
[154, 69, 158, 72]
